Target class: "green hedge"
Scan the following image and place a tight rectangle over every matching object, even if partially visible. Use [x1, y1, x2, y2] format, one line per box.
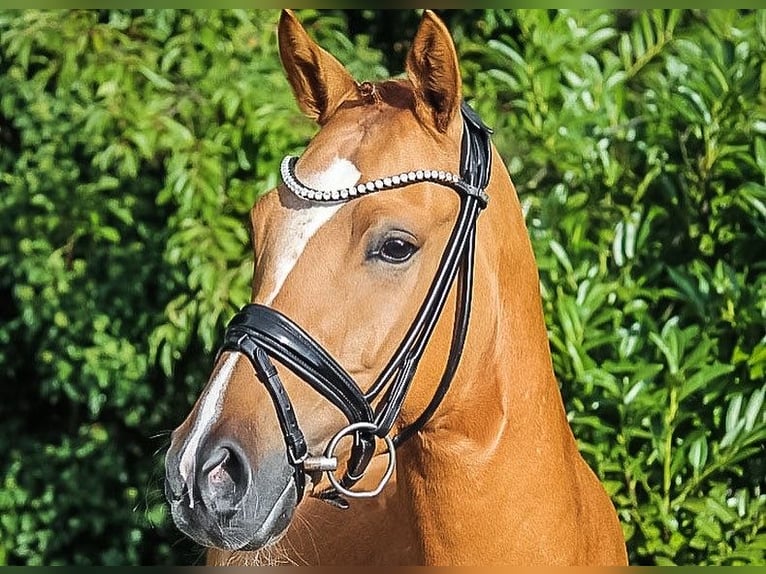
[0, 9, 763, 565]
[457, 10, 766, 565]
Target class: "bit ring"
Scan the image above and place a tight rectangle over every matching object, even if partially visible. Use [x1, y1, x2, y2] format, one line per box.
[323, 422, 395, 499]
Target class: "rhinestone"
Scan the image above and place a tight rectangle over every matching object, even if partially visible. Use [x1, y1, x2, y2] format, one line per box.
[392, 175, 401, 185]
[373, 179, 383, 189]
[408, 171, 416, 181]
[323, 191, 331, 201]
[356, 184, 365, 194]
[331, 190, 340, 200]
[383, 177, 392, 187]
[424, 170, 432, 178]
[416, 170, 424, 180]
[366, 181, 375, 191]
[438, 171, 446, 180]
[340, 188, 348, 199]
[445, 173, 453, 182]
[306, 190, 315, 200]
[349, 186, 358, 197]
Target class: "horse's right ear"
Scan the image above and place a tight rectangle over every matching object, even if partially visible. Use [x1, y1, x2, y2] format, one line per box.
[278, 9, 357, 124]
[405, 10, 462, 133]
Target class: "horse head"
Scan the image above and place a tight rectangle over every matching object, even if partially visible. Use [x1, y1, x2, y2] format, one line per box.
[165, 10, 627, 564]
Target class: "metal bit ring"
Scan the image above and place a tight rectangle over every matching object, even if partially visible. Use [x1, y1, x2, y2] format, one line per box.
[323, 422, 396, 499]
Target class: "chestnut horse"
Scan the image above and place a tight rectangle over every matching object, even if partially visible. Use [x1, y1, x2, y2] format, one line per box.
[165, 10, 627, 566]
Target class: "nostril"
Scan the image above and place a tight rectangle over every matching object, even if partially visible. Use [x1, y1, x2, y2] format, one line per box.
[198, 445, 250, 513]
[203, 447, 235, 497]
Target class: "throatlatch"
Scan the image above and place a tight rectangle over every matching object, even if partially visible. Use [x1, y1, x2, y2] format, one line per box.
[217, 101, 493, 506]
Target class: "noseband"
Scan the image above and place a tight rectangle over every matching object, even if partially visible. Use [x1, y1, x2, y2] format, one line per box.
[217, 102, 492, 506]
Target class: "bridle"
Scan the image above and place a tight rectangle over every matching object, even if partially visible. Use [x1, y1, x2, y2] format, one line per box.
[216, 102, 492, 507]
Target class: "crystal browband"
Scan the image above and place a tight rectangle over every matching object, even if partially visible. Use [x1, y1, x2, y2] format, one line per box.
[280, 155, 489, 206]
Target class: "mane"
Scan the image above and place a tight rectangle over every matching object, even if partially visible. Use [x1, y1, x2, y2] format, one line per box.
[338, 79, 417, 114]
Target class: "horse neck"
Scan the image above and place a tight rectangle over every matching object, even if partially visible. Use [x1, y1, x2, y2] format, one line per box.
[397, 150, 581, 563]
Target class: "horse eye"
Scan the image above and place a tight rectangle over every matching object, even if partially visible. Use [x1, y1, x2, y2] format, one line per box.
[377, 237, 419, 264]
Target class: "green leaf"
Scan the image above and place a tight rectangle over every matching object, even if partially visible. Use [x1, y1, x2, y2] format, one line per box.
[753, 137, 766, 175]
[666, 9, 681, 35]
[650, 318, 682, 374]
[721, 392, 748, 449]
[688, 434, 708, 472]
[666, 266, 707, 320]
[619, 33, 633, 71]
[695, 513, 723, 541]
[743, 386, 765, 432]
[736, 182, 766, 219]
[679, 363, 735, 402]
[138, 65, 175, 91]
[549, 240, 574, 277]
[613, 220, 625, 267]
[726, 393, 744, 434]
[705, 497, 735, 525]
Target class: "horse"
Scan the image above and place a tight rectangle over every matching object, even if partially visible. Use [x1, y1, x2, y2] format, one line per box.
[164, 9, 628, 566]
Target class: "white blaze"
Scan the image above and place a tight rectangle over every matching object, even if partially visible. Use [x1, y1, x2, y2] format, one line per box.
[261, 157, 361, 304]
[177, 158, 360, 507]
[178, 353, 239, 508]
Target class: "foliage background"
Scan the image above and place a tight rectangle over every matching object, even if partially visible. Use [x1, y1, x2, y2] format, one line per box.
[0, 9, 764, 565]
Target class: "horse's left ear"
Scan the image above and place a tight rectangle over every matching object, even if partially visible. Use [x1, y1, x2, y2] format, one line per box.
[405, 10, 462, 133]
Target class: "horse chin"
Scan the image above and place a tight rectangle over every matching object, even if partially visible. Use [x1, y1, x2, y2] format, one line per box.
[170, 477, 298, 552]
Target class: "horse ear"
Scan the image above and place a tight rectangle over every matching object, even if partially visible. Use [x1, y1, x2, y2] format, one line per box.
[405, 10, 462, 133]
[278, 9, 357, 124]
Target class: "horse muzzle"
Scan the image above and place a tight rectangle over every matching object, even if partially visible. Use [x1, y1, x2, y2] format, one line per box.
[165, 434, 298, 551]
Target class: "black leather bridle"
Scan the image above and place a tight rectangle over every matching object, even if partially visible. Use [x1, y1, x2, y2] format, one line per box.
[216, 102, 492, 507]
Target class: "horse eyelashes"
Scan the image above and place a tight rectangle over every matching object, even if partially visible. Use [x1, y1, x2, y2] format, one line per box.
[376, 238, 419, 264]
[366, 230, 420, 264]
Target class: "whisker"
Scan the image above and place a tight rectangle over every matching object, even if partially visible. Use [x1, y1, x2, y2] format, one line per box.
[150, 429, 174, 440]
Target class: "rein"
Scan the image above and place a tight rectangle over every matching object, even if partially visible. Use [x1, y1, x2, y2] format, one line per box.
[217, 102, 492, 507]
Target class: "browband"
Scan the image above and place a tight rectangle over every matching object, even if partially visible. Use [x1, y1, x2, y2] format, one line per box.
[280, 156, 489, 207]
